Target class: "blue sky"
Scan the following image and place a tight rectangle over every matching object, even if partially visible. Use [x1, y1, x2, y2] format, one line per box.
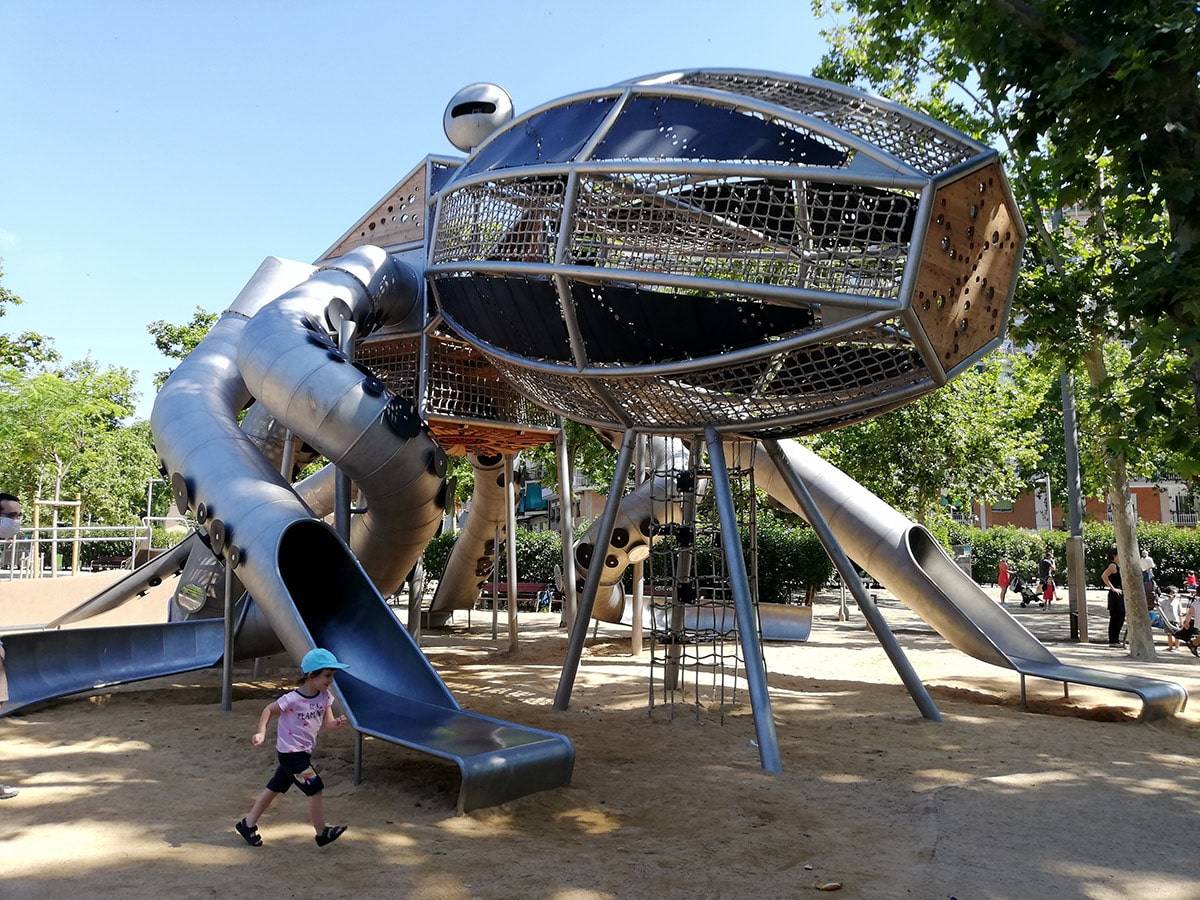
[1, 1, 830, 418]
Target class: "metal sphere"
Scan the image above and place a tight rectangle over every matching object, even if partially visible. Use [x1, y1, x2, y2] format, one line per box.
[443, 83, 514, 152]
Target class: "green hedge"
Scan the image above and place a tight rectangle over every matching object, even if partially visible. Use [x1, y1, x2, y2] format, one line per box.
[423, 528, 563, 585]
[949, 522, 1200, 587]
[422, 510, 835, 602]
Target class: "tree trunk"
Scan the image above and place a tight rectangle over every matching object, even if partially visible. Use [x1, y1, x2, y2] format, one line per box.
[1082, 345, 1156, 659]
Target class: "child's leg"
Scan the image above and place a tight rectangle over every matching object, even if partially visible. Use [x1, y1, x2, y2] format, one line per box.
[308, 791, 325, 834]
[246, 788, 279, 827]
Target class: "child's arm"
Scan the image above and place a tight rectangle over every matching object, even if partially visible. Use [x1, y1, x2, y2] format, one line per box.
[323, 703, 348, 730]
[252, 702, 281, 747]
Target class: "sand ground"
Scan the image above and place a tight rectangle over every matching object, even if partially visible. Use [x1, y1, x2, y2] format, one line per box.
[2, 574, 1200, 899]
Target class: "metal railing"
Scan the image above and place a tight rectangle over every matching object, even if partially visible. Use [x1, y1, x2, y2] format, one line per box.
[1, 516, 191, 580]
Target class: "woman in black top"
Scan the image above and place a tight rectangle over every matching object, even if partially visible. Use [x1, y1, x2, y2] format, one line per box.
[1101, 548, 1124, 646]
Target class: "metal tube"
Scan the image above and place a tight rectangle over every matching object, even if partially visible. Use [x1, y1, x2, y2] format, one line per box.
[761, 439, 941, 722]
[221, 555, 234, 712]
[665, 436, 701, 691]
[554, 430, 637, 710]
[705, 427, 782, 774]
[353, 731, 363, 786]
[555, 424, 578, 627]
[279, 430, 297, 480]
[334, 319, 357, 543]
[32, 499, 39, 579]
[630, 434, 647, 655]
[504, 455, 519, 653]
[429, 260, 902, 314]
[407, 563, 422, 645]
[50, 503, 58, 578]
[492, 526, 500, 641]
[71, 497, 81, 576]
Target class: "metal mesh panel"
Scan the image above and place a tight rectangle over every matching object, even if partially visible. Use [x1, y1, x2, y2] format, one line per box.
[570, 173, 915, 298]
[484, 320, 929, 433]
[355, 335, 555, 428]
[432, 176, 565, 264]
[355, 337, 419, 400]
[676, 72, 979, 175]
[488, 357, 616, 425]
[597, 320, 928, 431]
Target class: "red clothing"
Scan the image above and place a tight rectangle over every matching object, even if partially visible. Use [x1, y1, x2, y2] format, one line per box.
[998, 560, 1010, 589]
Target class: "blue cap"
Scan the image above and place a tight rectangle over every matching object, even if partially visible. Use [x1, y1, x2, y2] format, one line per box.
[300, 648, 349, 673]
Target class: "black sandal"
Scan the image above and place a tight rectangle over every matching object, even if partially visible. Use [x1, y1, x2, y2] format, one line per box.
[315, 825, 347, 847]
[235, 818, 263, 846]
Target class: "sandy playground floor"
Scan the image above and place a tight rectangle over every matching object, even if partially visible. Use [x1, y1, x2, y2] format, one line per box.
[2, 573, 1200, 899]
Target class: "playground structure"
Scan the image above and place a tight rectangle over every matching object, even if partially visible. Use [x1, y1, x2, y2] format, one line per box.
[0, 70, 1187, 809]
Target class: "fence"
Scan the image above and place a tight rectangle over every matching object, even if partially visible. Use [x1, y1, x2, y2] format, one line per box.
[1, 516, 190, 580]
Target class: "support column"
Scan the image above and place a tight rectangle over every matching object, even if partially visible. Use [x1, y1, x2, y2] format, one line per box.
[71, 497, 81, 576]
[220, 548, 237, 712]
[554, 430, 637, 710]
[504, 455, 519, 653]
[665, 436, 700, 691]
[762, 440, 941, 722]
[555, 422, 578, 627]
[1062, 371, 1087, 642]
[630, 434, 647, 655]
[705, 428, 782, 773]
[334, 320, 357, 544]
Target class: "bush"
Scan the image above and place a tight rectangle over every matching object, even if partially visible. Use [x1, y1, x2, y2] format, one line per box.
[424, 528, 564, 584]
[953, 522, 1200, 587]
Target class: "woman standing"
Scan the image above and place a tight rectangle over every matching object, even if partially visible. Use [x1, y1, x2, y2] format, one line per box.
[998, 556, 1011, 605]
[1101, 548, 1124, 646]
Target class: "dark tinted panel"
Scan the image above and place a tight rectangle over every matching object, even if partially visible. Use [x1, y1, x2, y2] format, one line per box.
[455, 99, 617, 179]
[592, 97, 848, 166]
[570, 281, 815, 364]
[433, 275, 574, 363]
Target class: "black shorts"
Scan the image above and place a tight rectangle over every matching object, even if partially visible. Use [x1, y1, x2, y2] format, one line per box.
[266, 751, 324, 796]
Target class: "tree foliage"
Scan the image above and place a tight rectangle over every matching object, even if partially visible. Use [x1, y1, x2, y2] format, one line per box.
[0, 261, 56, 371]
[0, 360, 156, 522]
[147, 306, 217, 387]
[814, 354, 1045, 526]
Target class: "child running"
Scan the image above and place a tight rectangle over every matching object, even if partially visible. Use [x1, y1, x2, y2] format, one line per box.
[235, 648, 351, 847]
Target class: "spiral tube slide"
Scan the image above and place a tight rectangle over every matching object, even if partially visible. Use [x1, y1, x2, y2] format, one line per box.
[752, 440, 1186, 720]
[427, 452, 507, 624]
[5, 249, 573, 809]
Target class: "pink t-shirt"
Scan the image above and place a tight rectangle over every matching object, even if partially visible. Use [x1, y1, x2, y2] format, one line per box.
[275, 688, 332, 753]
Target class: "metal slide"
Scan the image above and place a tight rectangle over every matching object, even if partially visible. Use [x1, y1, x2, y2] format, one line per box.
[2, 249, 573, 811]
[44, 533, 198, 627]
[750, 440, 1187, 720]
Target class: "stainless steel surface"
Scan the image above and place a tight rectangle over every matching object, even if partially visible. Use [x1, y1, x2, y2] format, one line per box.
[761, 439, 941, 721]
[554, 430, 637, 710]
[221, 554, 234, 712]
[46, 534, 197, 627]
[555, 424, 578, 626]
[753, 439, 1187, 720]
[704, 426, 782, 773]
[504, 455, 519, 652]
[428, 452, 507, 619]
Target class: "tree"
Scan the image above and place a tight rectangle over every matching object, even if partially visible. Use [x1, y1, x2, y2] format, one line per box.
[0, 360, 153, 522]
[147, 306, 217, 387]
[810, 0, 1187, 658]
[0, 261, 56, 371]
[814, 354, 1044, 529]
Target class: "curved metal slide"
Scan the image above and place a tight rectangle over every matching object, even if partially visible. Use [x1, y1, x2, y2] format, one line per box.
[1, 249, 573, 811]
[750, 440, 1187, 720]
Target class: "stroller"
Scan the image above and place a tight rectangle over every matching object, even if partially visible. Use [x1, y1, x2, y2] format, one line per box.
[1009, 572, 1040, 607]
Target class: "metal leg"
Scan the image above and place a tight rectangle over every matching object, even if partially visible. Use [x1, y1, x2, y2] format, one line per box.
[221, 559, 234, 712]
[665, 436, 700, 692]
[353, 731, 364, 786]
[1063, 681, 1069, 699]
[555, 422, 578, 628]
[407, 569, 422, 645]
[554, 430, 637, 710]
[705, 428, 782, 774]
[1020, 674, 1028, 709]
[504, 455, 519, 653]
[761, 440, 941, 723]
